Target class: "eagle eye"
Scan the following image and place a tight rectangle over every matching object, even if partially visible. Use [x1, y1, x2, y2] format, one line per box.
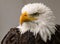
[31, 12, 39, 16]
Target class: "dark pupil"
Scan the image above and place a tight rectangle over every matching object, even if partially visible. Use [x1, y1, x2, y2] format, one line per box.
[31, 12, 39, 16]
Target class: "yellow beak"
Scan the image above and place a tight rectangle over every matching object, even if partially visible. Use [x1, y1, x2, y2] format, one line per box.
[20, 12, 37, 25]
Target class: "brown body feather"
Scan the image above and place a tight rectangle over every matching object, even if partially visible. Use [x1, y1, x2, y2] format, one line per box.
[1, 24, 60, 44]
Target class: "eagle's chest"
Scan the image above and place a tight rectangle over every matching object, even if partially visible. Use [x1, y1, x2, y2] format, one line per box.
[19, 30, 46, 44]
[17, 27, 60, 44]
[18, 30, 55, 44]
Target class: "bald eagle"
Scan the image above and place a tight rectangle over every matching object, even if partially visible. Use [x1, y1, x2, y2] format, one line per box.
[1, 3, 60, 44]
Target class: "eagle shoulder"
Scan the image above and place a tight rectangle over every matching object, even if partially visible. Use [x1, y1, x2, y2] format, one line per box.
[1, 28, 20, 44]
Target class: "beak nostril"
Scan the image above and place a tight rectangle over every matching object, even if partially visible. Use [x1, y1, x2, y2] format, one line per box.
[24, 15, 27, 16]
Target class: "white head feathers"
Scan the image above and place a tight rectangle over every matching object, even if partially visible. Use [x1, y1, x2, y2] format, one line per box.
[17, 3, 56, 42]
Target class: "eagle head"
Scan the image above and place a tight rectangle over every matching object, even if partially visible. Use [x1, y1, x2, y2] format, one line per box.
[17, 3, 56, 42]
